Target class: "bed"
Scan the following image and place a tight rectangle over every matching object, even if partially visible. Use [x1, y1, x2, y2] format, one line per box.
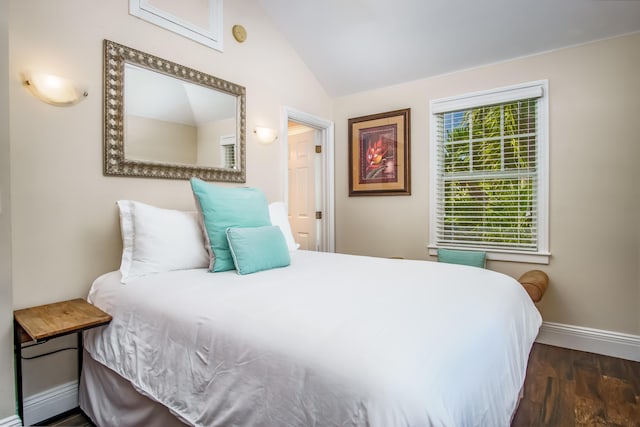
[81, 249, 541, 426]
[79, 186, 542, 426]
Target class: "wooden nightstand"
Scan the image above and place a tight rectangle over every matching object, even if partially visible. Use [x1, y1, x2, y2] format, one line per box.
[13, 298, 112, 423]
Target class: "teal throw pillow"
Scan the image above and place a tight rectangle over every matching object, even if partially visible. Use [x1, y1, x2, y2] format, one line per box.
[190, 178, 271, 272]
[226, 226, 291, 275]
[437, 248, 486, 268]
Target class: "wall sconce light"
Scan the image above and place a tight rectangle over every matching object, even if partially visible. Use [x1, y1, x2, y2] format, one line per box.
[22, 71, 88, 106]
[254, 126, 278, 144]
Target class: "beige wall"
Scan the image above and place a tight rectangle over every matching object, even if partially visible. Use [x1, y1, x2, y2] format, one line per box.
[126, 115, 198, 165]
[8, 0, 332, 400]
[0, 0, 16, 419]
[334, 32, 640, 336]
[197, 117, 236, 167]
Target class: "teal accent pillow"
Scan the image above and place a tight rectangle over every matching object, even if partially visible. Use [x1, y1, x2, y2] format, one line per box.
[437, 248, 486, 268]
[226, 226, 291, 275]
[190, 178, 271, 272]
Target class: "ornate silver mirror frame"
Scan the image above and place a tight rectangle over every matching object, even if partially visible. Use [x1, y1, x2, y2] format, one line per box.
[103, 39, 246, 182]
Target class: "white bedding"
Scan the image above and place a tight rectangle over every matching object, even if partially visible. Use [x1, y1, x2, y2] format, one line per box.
[83, 250, 541, 426]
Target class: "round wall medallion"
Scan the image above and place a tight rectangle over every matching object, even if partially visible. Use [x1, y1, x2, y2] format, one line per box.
[232, 25, 247, 43]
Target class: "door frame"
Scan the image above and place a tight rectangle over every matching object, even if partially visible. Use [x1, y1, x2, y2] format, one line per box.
[281, 106, 335, 253]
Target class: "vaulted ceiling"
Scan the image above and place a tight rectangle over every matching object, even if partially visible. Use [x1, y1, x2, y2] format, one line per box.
[257, 0, 640, 97]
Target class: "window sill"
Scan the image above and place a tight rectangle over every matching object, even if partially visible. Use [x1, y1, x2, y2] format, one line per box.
[428, 246, 550, 265]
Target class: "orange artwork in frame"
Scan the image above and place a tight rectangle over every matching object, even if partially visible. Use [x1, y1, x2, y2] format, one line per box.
[348, 108, 411, 196]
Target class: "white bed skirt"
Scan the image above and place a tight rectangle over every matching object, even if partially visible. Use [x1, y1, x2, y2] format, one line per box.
[79, 349, 187, 427]
[80, 347, 526, 427]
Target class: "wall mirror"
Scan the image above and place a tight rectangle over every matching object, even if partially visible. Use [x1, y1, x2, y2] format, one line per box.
[103, 39, 246, 182]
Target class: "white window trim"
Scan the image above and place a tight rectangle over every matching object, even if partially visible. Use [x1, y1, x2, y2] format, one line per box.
[428, 80, 550, 264]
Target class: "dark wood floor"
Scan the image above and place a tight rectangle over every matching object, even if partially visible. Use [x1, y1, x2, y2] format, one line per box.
[512, 343, 640, 426]
[36, 409, 94, 427]
[43, 343, 639, 426]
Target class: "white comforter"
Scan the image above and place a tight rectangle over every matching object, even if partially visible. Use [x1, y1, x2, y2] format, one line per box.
[83, 250, 541, 427]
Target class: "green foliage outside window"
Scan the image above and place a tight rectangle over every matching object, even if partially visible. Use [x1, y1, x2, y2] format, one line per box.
[440, 100, 537, 249]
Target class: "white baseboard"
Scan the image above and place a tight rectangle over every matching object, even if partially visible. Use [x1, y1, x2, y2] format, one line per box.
[22, 380, 78, 427]
[536, 321, 640, 362]
[0, 415, 21, 427]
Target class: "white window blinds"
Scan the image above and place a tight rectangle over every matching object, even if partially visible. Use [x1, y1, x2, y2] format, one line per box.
[219, 134, 236, 169]
[430, 81, 548, 258]
[222, 143, 236, 169]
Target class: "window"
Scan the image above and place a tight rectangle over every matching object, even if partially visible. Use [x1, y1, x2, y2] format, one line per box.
[429, 81, 549, 264]
[220, 135, 236, 169]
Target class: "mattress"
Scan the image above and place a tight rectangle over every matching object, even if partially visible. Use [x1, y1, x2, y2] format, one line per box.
[83, 250, 541, 426]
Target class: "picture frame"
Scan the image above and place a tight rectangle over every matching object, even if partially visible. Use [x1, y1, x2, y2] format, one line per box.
[129, 0, 223, 51]
[348, 108, 411, 196]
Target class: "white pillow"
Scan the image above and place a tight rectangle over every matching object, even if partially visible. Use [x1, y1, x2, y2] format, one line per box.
[117, 200, 209, 283]
[268, 202, 299, 251]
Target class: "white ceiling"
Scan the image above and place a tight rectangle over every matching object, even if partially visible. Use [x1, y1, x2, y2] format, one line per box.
[257, 0, 640, 97]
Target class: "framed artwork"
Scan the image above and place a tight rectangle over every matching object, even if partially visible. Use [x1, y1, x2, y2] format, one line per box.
[348, 108, 411, 196]
[129, 0, 223, 51]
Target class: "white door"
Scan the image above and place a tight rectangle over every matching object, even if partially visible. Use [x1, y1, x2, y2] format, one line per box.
[288, 127, 317, 250]
[282, 106, 335, 253]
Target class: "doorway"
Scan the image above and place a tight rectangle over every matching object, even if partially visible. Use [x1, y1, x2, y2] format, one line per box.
[281, 107, 335, 252]
[287, 123, 317, 250]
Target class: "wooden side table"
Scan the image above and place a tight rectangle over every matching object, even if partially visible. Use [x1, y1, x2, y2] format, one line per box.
[13, 298, 112, 423]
